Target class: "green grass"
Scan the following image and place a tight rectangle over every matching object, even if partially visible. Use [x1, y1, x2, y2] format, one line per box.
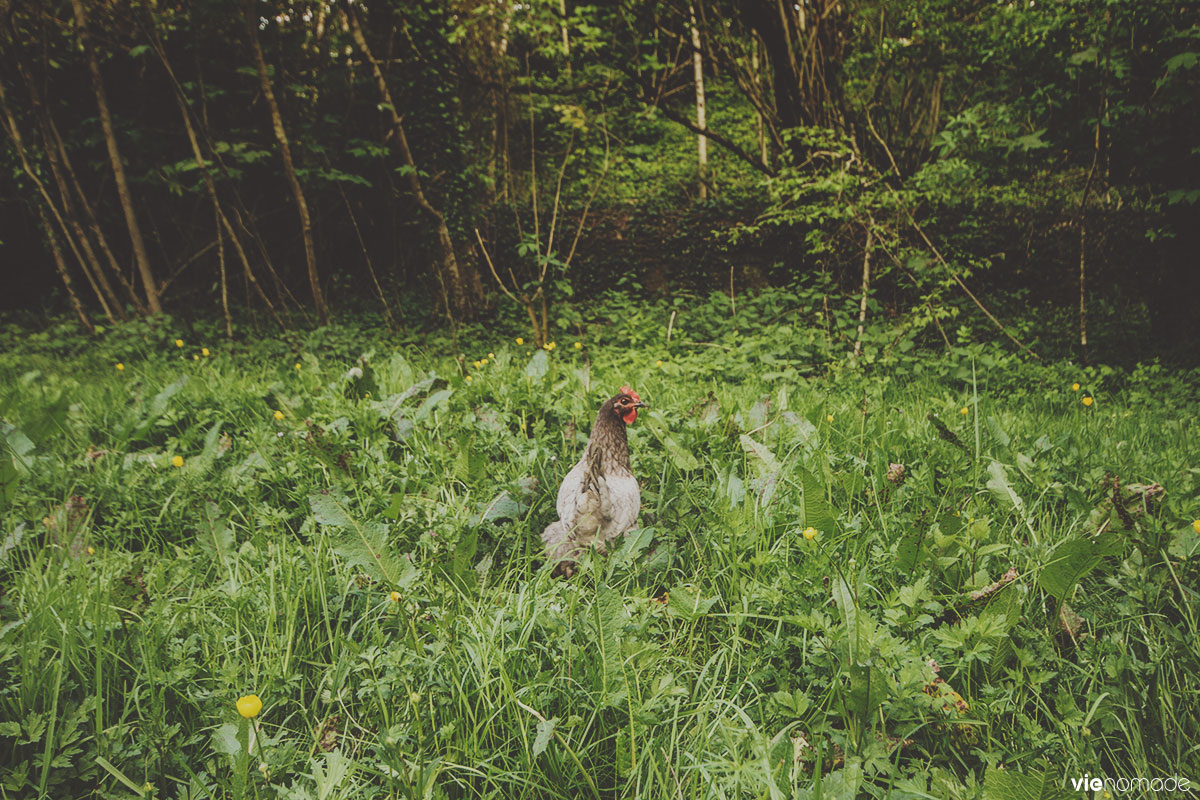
[1, 300, 1198, 799]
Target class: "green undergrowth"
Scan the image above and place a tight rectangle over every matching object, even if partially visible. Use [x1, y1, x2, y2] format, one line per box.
[1, 299, 1198, 799]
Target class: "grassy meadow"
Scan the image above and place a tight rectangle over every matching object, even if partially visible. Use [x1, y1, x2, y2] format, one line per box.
[1, 298, 1198, 799]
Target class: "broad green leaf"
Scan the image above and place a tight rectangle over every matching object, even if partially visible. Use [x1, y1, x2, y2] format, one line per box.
[739, 434, 780, 476]
[474, 490, 526, 524]
[981, 766, 1073, 800]
[987, 461, 1025, 515]
[532, 717, 557, 757]
[525, 350, 549, 379]
[801, 467, 835, 535]
[1038, 537, 1110, 600]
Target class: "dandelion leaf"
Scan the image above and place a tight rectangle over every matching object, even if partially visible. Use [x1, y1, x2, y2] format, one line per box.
[739, 434, 780, 477]
[1037, 537, 1105, 601]
[801, 467, 836, 535]
[981, 766, 1073, 800]
[311, 493, 411, 587]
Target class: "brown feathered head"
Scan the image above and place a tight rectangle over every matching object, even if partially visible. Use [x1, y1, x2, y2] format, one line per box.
[610, 386, 646, 425]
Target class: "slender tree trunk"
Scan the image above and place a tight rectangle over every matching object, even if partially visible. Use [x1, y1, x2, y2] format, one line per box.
[854, 226, 873, 358]
[342, 1, 478, 319]
[71, 0, 162, 314]
[149, 25, 286, 330]
[1078, 222, 1089, 365]
[18, 63, 145, 316]
[559, 0, 571, 72]
[39, 205, 94, 334]
[216, 206, 232, 337]
[245, 0, 330, 324]
[689, 2, 708, 200]
[0, 78, 117, 322]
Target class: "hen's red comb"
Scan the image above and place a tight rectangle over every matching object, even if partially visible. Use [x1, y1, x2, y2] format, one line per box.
[619, 385, 641, 403]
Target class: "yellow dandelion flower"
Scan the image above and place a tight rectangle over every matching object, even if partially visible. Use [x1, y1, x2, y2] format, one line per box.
[202, 348, 211, 357]
[1192, 520, 1200, 535]
[488, 353, 495, 359]
[1071, 382, 1081, 392]
[115, 362, 125, 371]
[273, 410, 284, 421]
[390, 591, 401, 603]
[295, 362, 302, 370]
[473, 360, 482, 369]
[171, 455, 184, 468]
[193, 354, 199, 361]
[548, 342, 556, 350]
[1082, 396, 1094, 407]
[826, 414, 834, 423]
[236, 694, 262, 719]
[515, 337, 524, 345]
[480, 358, 488, 366]
[961, 407, 969, 415]
[465, 375, 472, 383]
[175, 339, 184, 348]
[87, 546, 95, 556]
[802, 527, 818, 541]
[656, 360, 663, 367]
[573, 341, 582, 350]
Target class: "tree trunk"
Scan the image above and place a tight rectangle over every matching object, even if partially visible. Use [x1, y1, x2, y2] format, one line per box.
[342, 1, 479, 319]
[71, 0, 162, 314]
[689, 2, 708, 200]
[854, 226, 873, 358]
[150, 24, 286, 331]
[0, 78, 117, 322]
[245, 0, 330, 325]
[39, 205, 94, 334]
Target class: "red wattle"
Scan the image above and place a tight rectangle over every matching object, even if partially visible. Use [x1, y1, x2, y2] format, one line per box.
[622, 408, 638, 425]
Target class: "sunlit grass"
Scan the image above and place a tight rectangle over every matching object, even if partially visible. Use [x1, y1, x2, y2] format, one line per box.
[0, 304, 1197, 798]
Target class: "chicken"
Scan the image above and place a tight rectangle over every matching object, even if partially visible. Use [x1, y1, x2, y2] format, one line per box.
[541, 386, 646, 576]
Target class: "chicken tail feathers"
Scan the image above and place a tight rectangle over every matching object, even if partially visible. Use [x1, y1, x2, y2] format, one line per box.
[541, 521, 579, 576]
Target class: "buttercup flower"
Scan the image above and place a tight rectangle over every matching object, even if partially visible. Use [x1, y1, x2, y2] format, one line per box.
[465, 375, 472, 382]
[802, 527, 818, 541]
[573, 342, 582, 350]
[961, 407, 969, 415]
[175, 339, 184, 348]
[237, 695, 262, 719]
[1193, 520, 1200, 535]
[1072, 383, 1081, 392]
[480, 358, 488, 366]
[115, 363, 125, 371]
[515, 337, 524, 345]
[473, 361, 482, 369]
[295, 363, 302, 370]
[656, 360, 663, 367]
[1082, 396, 1094, 407]
[193, 354, 199, 361]
[171, 455, 184, 468]
[202, 348, 211, 357]
[87, 546, 95, 556]
[390, 591, 401, 603]
[273, 410, 284, 420]
[488, 353, 495, 359]
[826, 414, 834, 423]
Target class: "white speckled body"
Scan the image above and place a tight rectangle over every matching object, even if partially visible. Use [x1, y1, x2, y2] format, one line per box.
[542, 394, 642, 574]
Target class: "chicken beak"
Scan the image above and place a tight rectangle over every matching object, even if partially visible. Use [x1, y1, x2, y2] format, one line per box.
[634, 400, 647, 409]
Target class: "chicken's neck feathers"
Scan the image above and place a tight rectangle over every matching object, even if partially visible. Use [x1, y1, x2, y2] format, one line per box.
[584, 399, 632, 480]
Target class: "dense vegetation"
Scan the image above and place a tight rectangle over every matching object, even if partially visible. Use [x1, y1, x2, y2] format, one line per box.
[1, 305, 1198, 798]
[2, 0, 1198, 357]
[3, 1, 1200, 798]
